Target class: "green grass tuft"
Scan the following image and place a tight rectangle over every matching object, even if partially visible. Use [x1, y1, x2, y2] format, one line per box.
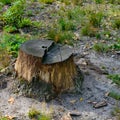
[109, 91, 120, 100]
[107, 74, 120, 86]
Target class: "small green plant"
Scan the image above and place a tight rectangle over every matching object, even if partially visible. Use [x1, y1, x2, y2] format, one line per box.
[28, 108, 51, 120]
[89, 11, 104, 27]
[2, 0, 26, 28]
[48, 29, 74, 44]
[37, 114, 51, 120]
[3, 25, 17, 33]
[81, 24, 98, 37]
[108, 0, 120, 4]
[94, 0, 104, 4]
[0, 33, 27, 57]
[0, 0, 14, 5]
[58, 18, 76, 31]
[65, 7, 85, 21]
[107, 74, 120, 86]
[112, 18, 120, 29]
[71, 0, 83, 5]
[0, 116, 8, 120]
[109, 91, 120, 100]
[39, 0, 55, 4]
[28, 108, 40, 119]
[110, 43, 120, 51]
[93, 43, 110, 52]
[19, 18, 33, 28]
[60, 0, 71, 5]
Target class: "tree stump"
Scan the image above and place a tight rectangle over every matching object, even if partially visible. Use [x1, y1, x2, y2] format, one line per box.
[15, 40, 83, 96]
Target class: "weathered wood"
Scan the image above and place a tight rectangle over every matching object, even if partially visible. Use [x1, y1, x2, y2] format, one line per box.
[15, 40, 83, 94]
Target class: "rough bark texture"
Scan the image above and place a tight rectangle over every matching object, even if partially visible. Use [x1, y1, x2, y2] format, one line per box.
[15, 40, 83, 94]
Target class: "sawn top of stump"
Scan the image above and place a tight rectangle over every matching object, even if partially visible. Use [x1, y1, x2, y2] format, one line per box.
[20, 39, 73, 64]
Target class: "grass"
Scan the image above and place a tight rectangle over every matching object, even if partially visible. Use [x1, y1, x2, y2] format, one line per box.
[28, 108, 51, 120]
[0, 0, 14, 5]
[107, 74, 120, 86]
[81, 24, 98, 37]
[58, 18, 76, 31]
[112, 18, 120, 29]
[93, 43, 110, 52]
[111, 103, 120, 120]
[2, 0, 26, 28]
[0, 116, 8, 120]
[109, 91, 120, 100]
[28, 108, 40, 119]
[0, 33, 28, 57]
[48, 29, 74, 44]
[89, 11, 104, 27]
[39, 0, 55, 4]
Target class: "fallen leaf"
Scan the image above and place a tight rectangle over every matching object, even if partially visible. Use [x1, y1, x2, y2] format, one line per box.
[8, 97, 15, 104]
[69, 100, 77, 104]
[5, 115, 15, 120]
[80, 98, 83, 102]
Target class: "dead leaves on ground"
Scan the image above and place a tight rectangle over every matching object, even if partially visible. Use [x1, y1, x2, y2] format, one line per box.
[8, 97, 15, 104]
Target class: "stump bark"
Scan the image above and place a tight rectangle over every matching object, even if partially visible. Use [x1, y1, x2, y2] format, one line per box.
[15, 40, 83, 94]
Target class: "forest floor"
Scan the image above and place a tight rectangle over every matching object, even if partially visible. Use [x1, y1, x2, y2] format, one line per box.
[0, 0, 120, 120]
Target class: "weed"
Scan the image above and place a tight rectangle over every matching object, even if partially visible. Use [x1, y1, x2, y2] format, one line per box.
[66, 7, 86, 21]
[71, 0, 83, 5]
[19, 18, 33, 28]
[2, 0, 26, 28]
[60, 0, 71, 5]
[0, 0, 14, 5]
[109, 91, 120, 100]
[0, 33, 27, 57]
[26, 10, 34, 17]
[58, 18, 76, 31]
[48, 29, 74, 44]
[28, 108, 51, 120]
[3, 25, 17, 33]
[108, 0, 120, 4]
[81, 24, 98, 37]
[94, 0, 104, 4]
[107, 74, 120, 86]
[93, 43, 110, 52]
[110, 43, 120, 51]
[39, 0, 55, 4]
[112, 18, 120, 29]
[0, 116, 8, 120]
[28, 108, 40, 119]
[89, 11, 104, 27]
[37, 114, 51, 120]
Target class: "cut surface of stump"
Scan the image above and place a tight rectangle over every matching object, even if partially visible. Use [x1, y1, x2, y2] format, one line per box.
[15, 39, 83, 96]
